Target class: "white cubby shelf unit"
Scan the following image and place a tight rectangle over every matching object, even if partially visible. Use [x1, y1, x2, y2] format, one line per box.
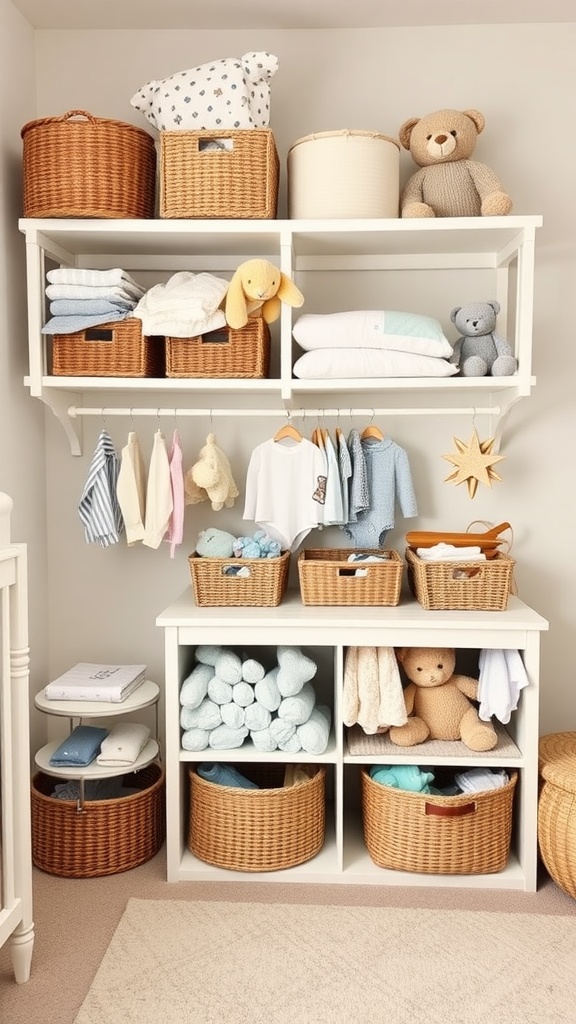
[157, 589, 548, 891]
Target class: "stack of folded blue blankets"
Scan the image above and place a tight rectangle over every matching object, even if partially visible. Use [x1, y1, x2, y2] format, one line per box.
[180, 645, 331, 755]
[42, 267, 146, 335]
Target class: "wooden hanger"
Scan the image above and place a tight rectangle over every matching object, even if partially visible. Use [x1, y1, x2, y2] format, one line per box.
[274, 415, 302, 443]
[361, 414, 384, 441]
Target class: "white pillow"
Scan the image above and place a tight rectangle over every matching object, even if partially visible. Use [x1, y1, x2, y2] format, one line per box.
[130, 52, 278, 132]
[292, 348, 458, 379]
[292, 310, 453, 357]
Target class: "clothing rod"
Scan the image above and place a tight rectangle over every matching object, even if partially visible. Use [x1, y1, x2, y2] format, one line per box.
[68, 405, 500, 419]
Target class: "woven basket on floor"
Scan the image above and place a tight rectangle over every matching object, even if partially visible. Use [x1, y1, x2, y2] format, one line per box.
[538, 732, 576, 899]
[188, 763, 325, 871]
[405, 547, 515, 611]
[51, 318, 165, 377]
[166, 319, 270, 378]
[361, 768, 517, 875]
[31, 762, 165, 878]
[298, 548, 403, 606]
[188, 550, 290, 607]
[21, 109, 156, 219]
[159, 128, 279, 219]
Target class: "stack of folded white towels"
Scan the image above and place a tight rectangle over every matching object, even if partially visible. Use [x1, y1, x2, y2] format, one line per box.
[42, 267, 146, 335]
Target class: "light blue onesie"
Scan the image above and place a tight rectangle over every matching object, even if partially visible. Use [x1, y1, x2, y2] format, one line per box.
[342, 436, 418, 547]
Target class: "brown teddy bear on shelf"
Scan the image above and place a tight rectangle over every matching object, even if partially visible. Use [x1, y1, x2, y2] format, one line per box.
[388, 647, 498, 751]
[399, 108, 512, 219]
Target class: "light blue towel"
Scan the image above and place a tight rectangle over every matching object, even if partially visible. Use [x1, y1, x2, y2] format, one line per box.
[42, 310, 134, 335]
[49, 725, 109, 767]
[197, 762, 258, 789]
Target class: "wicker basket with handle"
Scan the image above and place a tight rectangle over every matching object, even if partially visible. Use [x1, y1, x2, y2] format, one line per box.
[166, 319, 270, 378]
[21, 109, 156, 219]
[361, 767, 517, 874]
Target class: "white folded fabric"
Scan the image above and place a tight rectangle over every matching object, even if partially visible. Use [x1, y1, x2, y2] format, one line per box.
[46, 283, 145, 303]
[46, 267, 146, 293]
[96, 723, 150, 766]
[133, 271, 229, 337]
[416, 544, 486, 561]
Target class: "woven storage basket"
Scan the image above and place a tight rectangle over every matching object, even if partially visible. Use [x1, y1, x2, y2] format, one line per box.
[166, 319, 270, 378]
[298, 548, 403, 606]
[160, 128, 279, 219]
[405, 547, 515, 611]
[188, 763, 325, 871]
[361, 767, 517, 875]
[31, 762, 165, 878]
[189, 550, 290, 607]
[288, 129, 400, 219]
[51, 318, 165, 378]
[538, 732, 576, 899]
[21, 109, 156, 219]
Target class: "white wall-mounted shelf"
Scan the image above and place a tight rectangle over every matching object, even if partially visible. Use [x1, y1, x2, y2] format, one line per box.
[19, 215, 541, 454]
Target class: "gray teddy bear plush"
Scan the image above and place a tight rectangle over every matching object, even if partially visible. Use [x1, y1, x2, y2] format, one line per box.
[449, 300, 517, 377]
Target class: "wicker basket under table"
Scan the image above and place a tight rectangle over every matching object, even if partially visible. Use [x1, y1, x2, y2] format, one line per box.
[188, 764, 325, 872]
[298, 548, 403, 606]
[51, 318, 165, 378]
[166, 319, 270, 378]
[189, 550, 290, 607]
[405, 547, 515, 611]
[361, 768, 517, 875]
[31, 762, 165, 878]
[21, 109, 156, 219]
[538, 731, 576, 899]
[160, 128, 279, 219]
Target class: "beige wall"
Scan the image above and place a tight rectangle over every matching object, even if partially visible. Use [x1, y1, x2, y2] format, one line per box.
[0, 0, 48, 754]
[6, 21, 575, 735]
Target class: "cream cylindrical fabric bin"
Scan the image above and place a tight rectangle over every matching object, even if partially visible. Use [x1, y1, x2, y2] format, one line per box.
[288, 129, 400, 219]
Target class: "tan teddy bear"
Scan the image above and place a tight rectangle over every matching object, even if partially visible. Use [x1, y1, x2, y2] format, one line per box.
[388, 647, 498, 752]
[399, 108, 512, 219]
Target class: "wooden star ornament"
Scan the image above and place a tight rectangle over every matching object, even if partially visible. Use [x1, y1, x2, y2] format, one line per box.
[442, 428, 506, 499]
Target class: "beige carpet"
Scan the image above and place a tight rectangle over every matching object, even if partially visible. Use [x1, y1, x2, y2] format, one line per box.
[73, 897, 576, 1024]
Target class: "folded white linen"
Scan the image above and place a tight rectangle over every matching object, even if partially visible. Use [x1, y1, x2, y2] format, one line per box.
[46, 283, 145, 303]
[415, 544, 486, 561]
[96, 723, 150, 766]
[293, 310, 453, 356]
[133, 271, 229, 337]
[46, 268, 146, 292]
[293, 348, 458, 379]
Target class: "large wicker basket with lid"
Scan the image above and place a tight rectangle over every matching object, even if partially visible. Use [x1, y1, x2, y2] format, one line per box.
[538, 731, 576, 899]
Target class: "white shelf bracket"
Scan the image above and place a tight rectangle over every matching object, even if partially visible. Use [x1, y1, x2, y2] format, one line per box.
[42, 393, 83, 455]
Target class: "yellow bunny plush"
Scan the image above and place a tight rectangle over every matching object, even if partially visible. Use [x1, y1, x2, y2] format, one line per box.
[224, 259, 304, 330]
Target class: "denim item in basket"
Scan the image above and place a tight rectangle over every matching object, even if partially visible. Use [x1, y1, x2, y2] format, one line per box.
[49, 725, 109, 767]
[197, 762, 258, 789]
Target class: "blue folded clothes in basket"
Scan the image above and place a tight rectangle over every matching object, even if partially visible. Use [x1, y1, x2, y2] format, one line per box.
[49, 725, 109, 767]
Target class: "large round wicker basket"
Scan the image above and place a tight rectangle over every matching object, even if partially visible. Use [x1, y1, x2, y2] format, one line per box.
[188, 763, 325, 872]
[31, 762, 165, 878]
[361, 767, 517, 875]
[538, 732, 576, 899]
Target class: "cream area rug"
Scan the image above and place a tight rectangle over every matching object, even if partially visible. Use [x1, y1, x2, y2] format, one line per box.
[74, 898, 576, 1024]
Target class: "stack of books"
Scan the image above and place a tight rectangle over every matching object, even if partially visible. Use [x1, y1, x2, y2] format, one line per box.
[44, 663, 147, 703]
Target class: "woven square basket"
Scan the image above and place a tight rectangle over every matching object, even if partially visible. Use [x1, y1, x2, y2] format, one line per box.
[188, 550, 290, 607]
[405, 547, 515, 611]
[21, 109, 156, 219]
[166, 319, 270, 378]
[31, 762, 165, 878]
[51, 318, 165, 378]
[159, 128, 279, 219]
[298, 548, 403, 606]
[361, 767, 517, 875]
[187, 763, 325, 872]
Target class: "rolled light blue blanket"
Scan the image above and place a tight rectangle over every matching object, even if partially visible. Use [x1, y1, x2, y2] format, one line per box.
[49, 725, 109, 767]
